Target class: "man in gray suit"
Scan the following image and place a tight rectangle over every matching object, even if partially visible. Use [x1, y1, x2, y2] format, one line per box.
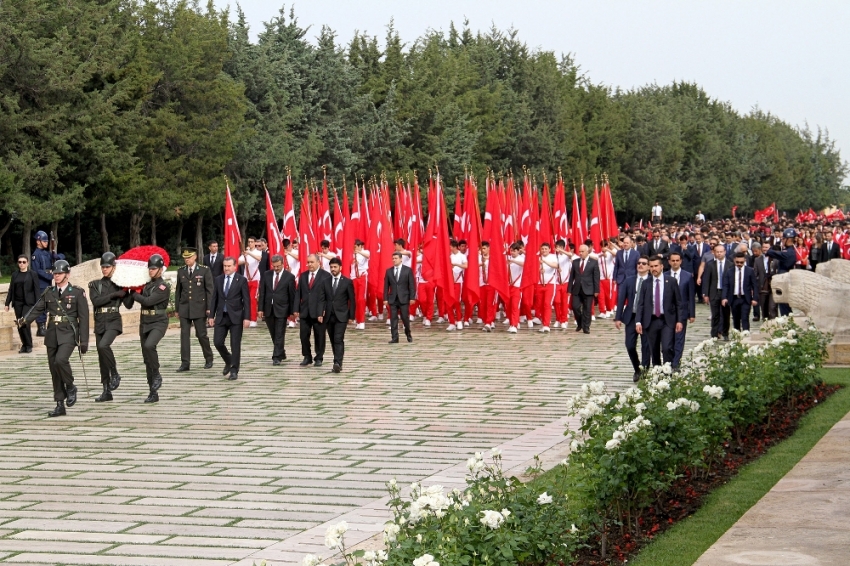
[384, 252, 416, 343]
[568, 244, 600, 334]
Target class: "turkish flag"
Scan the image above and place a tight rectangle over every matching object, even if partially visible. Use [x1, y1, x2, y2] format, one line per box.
[539, 181, 554, 247]
[486, 185, 510, 302]
[281, 175, 298, 241]
[264, 188, 282, 258]
[463, 180, 481, 306]
[298, 191, 316, 274]
[570, 189, 583, 248]
[422, 178, 456, 306]
[590, 185, 602, 253]
[553, 178, 569, 242]
[333, 190, 345, 257]
[224, 181, 242, 260]
[521, 191, 539, 290]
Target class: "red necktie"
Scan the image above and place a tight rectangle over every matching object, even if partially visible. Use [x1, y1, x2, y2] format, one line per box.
[274, 272, 280, 290]
[309, 272, 315, 288]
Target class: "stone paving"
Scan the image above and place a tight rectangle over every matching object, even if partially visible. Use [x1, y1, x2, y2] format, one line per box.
[0, 309, 712, 565]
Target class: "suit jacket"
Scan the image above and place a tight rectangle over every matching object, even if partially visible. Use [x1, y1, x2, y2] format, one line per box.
[384, 265, 416, 304]
[209, 272, 251, 325]
[692, 242, 710, 263]
[666, 269, 696, 319]
[648, 239, 670, 260]
[636, 275, 685, 329]
[671, 243, 696, 274]
[722, 264, 757, 304]
[204, 253, 224, 278]
[701, 258, 734, 301]
[258, 268, 296, 319]
[635, 243, 649, 256]
[615, 275, 647, 325]
[820, 242, 842, 262]
[258, 251, 270, 275]
[752, 254, 777, 294]
[295, 269, 330, 319]
[569, 257, 600, 296]
[613, 249, 638, 286]
[5, 269, 39, 306]
[324, 274, 356, 321]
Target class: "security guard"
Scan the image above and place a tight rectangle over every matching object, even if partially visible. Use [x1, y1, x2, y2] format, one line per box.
[20, 259, 89, 417]
[175, 248, 214, 372]
[128, 254, 170, 403]
[31, 231, 55, 336]
[89, 252, 133, 402]
[765, 227, 798, 316]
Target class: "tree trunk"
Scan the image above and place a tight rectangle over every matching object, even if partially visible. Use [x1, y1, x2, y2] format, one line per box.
[0, 215, 13, 241]
[195, 214, 204, 254]
[22, 220, 32, 259]
[129, 212, 143, 248]
[100, 212, 110, 252]
[50, 220, 59, 254]
[75, 212, 83, 265]
[150, 213, 157, 246]
[175, 220, 183, 257]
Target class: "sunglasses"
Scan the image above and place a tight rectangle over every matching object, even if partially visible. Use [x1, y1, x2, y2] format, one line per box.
[17, 260, 27, 264]
[637, 261, 649, 266]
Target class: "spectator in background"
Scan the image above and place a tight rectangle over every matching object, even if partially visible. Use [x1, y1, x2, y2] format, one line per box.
[4, 255, 39, 353]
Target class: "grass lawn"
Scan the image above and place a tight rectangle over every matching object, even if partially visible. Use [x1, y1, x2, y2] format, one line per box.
[628, 367, 850, 565]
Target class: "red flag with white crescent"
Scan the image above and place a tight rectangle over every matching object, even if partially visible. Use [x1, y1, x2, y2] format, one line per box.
[264, 188, 282, 257]
[282, 175, 297, 241]
[224, 181, 242, 260]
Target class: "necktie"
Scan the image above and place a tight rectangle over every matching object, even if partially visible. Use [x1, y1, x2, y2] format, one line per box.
[189, 268, 193, 277]
[654, 278, 661, 317]
[829, 243, 832, 254]
[309, 272, 315, 288]
[738, 267, 743, 296]
[395, 267, 400, 281]
[223, 275, 231, 296]
[273, 271, 280, 290]
[333, 277, 338, 293]
[625, 250, 629, 263]
[580, 260, 586, 273]
[211, 254, 215, 265]
[635, 277, 643, 308]
[718, 262, 724, 289]
[674, 271, 678, 282]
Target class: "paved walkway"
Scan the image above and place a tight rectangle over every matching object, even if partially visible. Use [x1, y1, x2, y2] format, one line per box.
[0, 311, 711, 565]
[694, 409, 850, 566]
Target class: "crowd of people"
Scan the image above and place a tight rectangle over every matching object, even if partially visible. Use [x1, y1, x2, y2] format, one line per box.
[6, 212, 849, 415]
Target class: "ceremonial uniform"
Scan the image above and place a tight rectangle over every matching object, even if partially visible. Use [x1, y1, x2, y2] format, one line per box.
[554, 251, 572, 327]
[23, 260, 89, 416]
[89, 254, 133, 400]
[507, 255, 524, 330]
[175, 257, 214, 370]
[765, 229, 799, 316]
[534, 253, 559, 330]
[478, 255, 496, 328]
[129, 258, 170, 402]
[597, 250, 616, 316]
[352, 250, 370, 326]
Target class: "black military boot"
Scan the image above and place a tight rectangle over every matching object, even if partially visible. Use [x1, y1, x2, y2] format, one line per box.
[144, 390, 159, 403]
[95, 385, 113, 402]
[65, 385, 78, 407]
[36, 323, 45, 337]
[47, 401, 66, 417]
[109, 371, 121, 391]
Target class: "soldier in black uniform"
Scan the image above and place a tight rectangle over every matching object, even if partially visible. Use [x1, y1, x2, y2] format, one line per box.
[127, 254, 171, 403]
[19, 260, 89, 417]
[89, 252, 134, 402]
[175, 248, 214, 372]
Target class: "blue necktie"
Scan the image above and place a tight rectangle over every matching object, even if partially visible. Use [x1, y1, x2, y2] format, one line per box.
[224, 276, 231, 296]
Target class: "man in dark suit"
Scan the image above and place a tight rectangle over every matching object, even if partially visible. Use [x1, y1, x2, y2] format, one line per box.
[647, 230, 671, 269]
[614, 255, 651, 381]
[294, 254, 331, 367]
[568, 245, 600, 334]
[258, 254, 296, 365]
[204, 240, 224, 278]
[752, 243, 777, 321]
[671, 235, 696, 274]
[612, 236, 638, 287]
[324, 257, 356, 372]
[666, 251, 695, 369]
[383, 251, 417, 344]
[5, 254, 40, 354]
[208, 257, 250, 380]
[176, 248, 215, 372]
[820, 231, 842, 264]
[702, 243, 733, 340]
[722, 252, 758, 331]
[636, 255, 685, 367]
[256, 238, 271, 275]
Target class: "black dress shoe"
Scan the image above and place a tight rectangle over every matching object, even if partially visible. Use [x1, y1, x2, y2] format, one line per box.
[144, 391, 159, 403]
[18, 346, 28, 354]
[110, 372, 121, 391]
[221, 364, 232, 375]
[272, 359, 281, 366]
[583, 329, 591, 334]
[633, 372, 641, 383]
[65, 385, 78, 407]
[95, 389, 113, 402]
[388, 339, 399, 344]
[332, 363, 342, 373]
[752, 316, 760, 322]
[406, 334, 413, 343]
[314, 360, 323, 367]
[151, 374, 162, 391]
[24, 347, 32, 353]
[228, 372, 238, 381]
[204, 360, 214, 369]
[176, 364, 190, 372]
[575, 326, 582, 332]
[47, 402, 66, 417]
[299, 358, 313, 367]
[281, 353, 287, 361]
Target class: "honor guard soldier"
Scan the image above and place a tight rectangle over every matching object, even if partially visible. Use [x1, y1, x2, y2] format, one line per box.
[19, 259, 89, 417]
[89, 252, 133, 401]
[128, 254, 170, 403]
[175, 248, 214, 372]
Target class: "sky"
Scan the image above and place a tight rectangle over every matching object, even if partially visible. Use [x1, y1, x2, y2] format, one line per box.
[218, 0, 849, 176]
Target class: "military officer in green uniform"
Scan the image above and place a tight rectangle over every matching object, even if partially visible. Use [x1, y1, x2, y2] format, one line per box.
[127, 254, 170, 403]
[89, 252, 133, 402]
[175, 248, 214, 372]
[20, 259, 89, 417]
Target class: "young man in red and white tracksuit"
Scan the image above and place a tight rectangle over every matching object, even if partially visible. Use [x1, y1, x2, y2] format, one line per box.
[506, 242, 524, 334]
[553, 240, 573, 329]
[596, 241, 617, 318]
[446, 240, 468, 331]
[416, 245, 435, 326]
[478, 242, 496, 331]
[351, 240, 370, 329]
[534, 242, 560, 332]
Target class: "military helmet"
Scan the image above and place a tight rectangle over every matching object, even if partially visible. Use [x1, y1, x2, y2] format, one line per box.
[34, 231, 49, 242]
[52, 259, 71, 274]
[782, 228, 798, 239]
[148, 254, 165, 269]
[100, 252, 117, 267]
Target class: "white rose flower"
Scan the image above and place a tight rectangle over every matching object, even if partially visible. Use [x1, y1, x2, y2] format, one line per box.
[383, 523, 400, 543]
[605, 438, 621, 450]
[635, 402, 646, 413]
[480, 509, 505, 529]
[570, 524, 579, 533]
[653, 379, 671, 392]
[491, 447, 502, 457]
[302, 554, 324, 566]
[537, 492, 553, 505]
[501, 508, 511, 517]
[413, 554, 439, 566]
[702, 385, 724, 400]
[589, 381, 606, 395]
